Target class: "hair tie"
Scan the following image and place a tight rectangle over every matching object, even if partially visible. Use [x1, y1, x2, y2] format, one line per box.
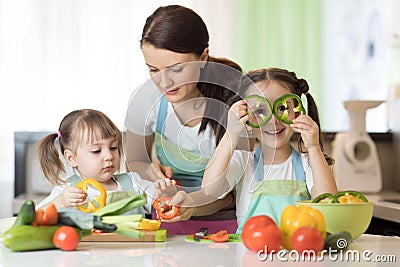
[57, 130, 62, 139]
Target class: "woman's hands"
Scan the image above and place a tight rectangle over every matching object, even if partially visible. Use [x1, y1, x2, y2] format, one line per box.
[147, 162, 174, 181]
[154, 191, 195, 222]
[290, 115, 320, 150]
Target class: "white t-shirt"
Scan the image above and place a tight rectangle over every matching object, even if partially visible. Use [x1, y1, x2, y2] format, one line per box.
[223, 150, 314, 226]
[36, 172, 154, 213]
[124, 81, 216, 159]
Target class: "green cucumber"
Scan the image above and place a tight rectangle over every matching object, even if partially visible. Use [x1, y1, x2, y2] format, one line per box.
[324, 231, 353, 251]
[12, 200, 36, 227]
[3, 225, 60, 252]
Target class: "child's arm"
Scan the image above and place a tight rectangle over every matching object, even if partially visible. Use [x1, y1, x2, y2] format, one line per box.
[202, 100, 251, 198]
[291, 115, 337, 197]
[38, 186, 87, 210]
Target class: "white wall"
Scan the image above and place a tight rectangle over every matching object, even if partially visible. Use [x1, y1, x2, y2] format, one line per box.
[0, 0, 235, 218]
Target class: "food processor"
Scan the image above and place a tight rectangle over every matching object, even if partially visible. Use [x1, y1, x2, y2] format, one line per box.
[332, 100, 384, 193]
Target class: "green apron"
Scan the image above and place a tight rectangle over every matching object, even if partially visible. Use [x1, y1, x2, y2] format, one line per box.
[67, 173, 144, 215]
[236, 146, 311, 233]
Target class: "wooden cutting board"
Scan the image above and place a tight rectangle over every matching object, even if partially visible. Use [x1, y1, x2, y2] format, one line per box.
[81, 229, 167, 242]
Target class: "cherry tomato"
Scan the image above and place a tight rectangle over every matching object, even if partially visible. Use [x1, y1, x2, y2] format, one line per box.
[241, 215, 282, 252]
[291, 227, 325, 253]
[53, 226, 80, 251]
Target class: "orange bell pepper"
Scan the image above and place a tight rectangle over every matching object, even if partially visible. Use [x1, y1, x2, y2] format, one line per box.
[76, 178, 107, 213]
[280, 205, 326, 250]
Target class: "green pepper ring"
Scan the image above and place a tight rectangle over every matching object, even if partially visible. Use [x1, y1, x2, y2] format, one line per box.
[273, 93, 306, 125]
[335, 191, 368, 203]
[312, 193, 339, 203]
[244, 95, 272, 128]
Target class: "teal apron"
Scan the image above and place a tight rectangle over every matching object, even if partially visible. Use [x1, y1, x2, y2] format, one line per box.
[236, 146, 311, 233]
[67, 173, 144, 215]
[153, 96, 237, 234]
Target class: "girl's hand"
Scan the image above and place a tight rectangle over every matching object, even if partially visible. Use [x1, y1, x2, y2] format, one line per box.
[154, 178, 178, 198]
[159, 191, 194, 222]
[61, 186, 87, 207]
[227, 100, 252, 135]
[290, 115, 320, 149]
[148, 162, 174, 180]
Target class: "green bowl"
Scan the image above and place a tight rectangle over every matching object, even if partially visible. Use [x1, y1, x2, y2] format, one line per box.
[295, 200, 374, 240]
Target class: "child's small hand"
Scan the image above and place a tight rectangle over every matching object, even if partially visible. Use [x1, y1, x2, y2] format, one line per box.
[290, 115, 319, 149]
[227, 100, 251, 135]
[154, 178, 178, 198]
[61, 186, 87, 207]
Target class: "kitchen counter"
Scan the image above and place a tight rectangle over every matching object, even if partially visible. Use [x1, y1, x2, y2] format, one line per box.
[365, 190, 400, 223]
[1, 219, 399, 266]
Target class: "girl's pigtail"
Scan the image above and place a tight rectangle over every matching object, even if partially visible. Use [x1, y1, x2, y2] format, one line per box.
[37, 133, 66, 185]
[297, 79, 335, 166]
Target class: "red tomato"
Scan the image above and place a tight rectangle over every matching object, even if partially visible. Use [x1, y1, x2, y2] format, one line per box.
[291, 227, 325, 253]
[241, 215, 282, 252]
[53, 226, 80, 251]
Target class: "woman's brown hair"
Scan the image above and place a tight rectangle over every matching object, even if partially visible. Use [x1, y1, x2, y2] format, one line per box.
[140, 5, 242, 144]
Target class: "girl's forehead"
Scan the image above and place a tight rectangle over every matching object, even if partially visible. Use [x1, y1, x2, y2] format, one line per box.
[247, 80, 291, 101]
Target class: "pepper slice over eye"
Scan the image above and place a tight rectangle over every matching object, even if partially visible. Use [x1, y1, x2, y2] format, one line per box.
[152, 196, 179, 220]
[335, 191, 368, 203]
[76, 178, 107, 213]
[273, 93, 306, 124]
[312, 193, 339, 203]
[244, 94, 273, 128]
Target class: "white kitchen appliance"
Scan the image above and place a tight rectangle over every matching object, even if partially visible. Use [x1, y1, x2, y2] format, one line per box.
[332, 100, 384, 193]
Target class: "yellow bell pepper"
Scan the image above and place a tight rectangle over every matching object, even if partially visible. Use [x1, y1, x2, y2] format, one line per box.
[280, 205, 326, 250]
[76, 178, 107, 213]
[139, 219, 161, 231]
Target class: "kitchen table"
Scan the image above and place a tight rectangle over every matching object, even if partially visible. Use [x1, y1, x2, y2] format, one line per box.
[1, 218, 399, 267]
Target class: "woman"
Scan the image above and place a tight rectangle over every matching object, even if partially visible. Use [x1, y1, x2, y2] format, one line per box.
[124, 5, 247, 234]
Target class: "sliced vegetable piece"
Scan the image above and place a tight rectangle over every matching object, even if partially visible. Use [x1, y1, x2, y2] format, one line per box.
[140, 219, 161, 231]
[93, 193, 147, 217]
[273, 93, 306, 124]
[76, 178, 107, 213]
[312, 193, 339, 203]
[209, 230, 229, 243]
[335, 191, 368, 203]
[244, 94, 272, 128]
[153, 196, 180, 220]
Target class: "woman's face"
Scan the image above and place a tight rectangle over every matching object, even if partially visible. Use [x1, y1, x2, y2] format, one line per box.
[141, 43, 207, 105]
[248, 80, 294, 150]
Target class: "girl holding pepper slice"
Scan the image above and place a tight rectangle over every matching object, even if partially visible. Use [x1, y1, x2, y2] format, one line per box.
[202, 68, 337, 232]
[36, 109, 177, 213]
